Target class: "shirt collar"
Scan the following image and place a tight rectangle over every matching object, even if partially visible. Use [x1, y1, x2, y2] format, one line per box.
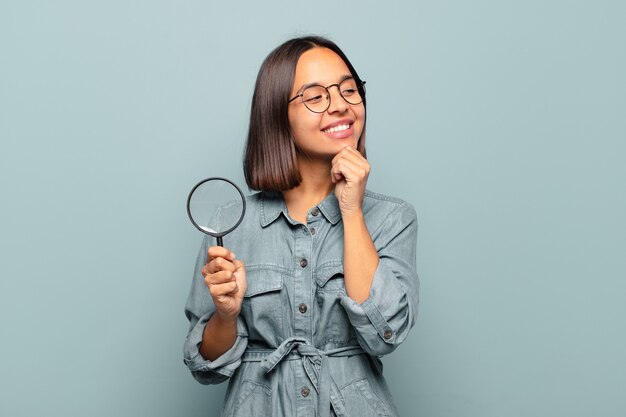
[318, 192, 342, 225]
[259, 192, 286, 227]
[259, 191, 342, 227]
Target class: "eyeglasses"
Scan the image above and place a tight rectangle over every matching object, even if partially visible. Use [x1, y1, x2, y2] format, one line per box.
[288, 77, 366, 113]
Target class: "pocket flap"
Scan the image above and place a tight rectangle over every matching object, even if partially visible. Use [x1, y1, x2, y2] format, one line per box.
[244, 267, 284, 297]
[314, 262, 344, 288]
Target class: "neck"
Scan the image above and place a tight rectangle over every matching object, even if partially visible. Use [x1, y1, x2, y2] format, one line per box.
[282, 156, 334, 223]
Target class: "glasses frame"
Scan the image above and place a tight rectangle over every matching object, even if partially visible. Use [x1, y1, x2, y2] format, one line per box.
[288, 77, 366, 113]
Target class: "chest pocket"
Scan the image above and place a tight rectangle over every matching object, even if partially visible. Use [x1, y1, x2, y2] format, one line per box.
[315, 262, 346, 293]
[314, 262, 356, 346]
[241, 265, 285, 346]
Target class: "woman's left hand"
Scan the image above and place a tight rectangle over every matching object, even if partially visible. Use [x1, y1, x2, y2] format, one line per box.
[331, 146, 370, 217]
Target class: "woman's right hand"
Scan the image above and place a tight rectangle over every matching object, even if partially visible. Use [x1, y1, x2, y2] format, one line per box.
[202, 246, 247, 321]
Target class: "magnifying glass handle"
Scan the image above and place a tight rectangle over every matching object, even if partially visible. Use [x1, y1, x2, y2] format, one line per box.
[217, 236, 223, 247]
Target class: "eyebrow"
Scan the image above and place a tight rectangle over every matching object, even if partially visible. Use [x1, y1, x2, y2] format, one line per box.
[295, 74, 354, 94]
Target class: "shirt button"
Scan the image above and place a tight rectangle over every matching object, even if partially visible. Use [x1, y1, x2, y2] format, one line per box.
[310, 227, 316, 235]
[299, 303, 308, 314]
[383, 330, 393, 340]
[300, 258, 308, 268]
[311, 207, 320, 217]
[301, 387, 310, 397]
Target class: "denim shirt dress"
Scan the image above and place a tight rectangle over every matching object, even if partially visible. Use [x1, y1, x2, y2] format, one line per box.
[184, 190, 419, 417]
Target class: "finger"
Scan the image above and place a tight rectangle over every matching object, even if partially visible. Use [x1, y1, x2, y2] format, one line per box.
[333, 157, 369, 180]
[205, 269, 236, 285]
[332, 162, 354, 182]
[331, 157, 361, 179]
[232, 259, 246, 272]
[205, 257, 236, 274]
[331, 155, 369, 184]
[209, 281, 238, 298]
[332, 145, 362, 160]
[345, 145, 366, 158]
[207, 246, 236, 262]
[330, 164, 345, 183]
[331, 147, 348, 166]
[332, 151, 367, 176]
[336, 146, 369, 170]
[205, 258, 236, 275]
[332, 161, 367, 185]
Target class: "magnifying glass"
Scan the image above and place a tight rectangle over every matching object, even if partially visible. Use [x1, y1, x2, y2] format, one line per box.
[186, 177, 246, 246]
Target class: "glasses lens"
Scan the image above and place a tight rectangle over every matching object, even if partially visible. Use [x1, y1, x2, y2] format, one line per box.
[301, 86, 329, 113]
[339, 78, 363, 105]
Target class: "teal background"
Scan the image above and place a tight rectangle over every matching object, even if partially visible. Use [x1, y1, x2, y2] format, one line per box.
[1, 1, 625, 416]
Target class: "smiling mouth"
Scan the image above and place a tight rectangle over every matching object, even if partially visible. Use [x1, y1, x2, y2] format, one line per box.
[323, 123, 351, 134]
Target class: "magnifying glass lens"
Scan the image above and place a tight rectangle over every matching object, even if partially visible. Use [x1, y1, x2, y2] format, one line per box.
[188, 179, 244, 234]
[187, 178, 246, 247]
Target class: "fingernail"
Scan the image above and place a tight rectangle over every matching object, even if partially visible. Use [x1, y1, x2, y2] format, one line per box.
[230, 252, 236, 259]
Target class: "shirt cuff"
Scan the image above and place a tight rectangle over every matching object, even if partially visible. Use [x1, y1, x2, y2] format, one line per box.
[339, 262, 407, 346]
[183, 313, 248, 383]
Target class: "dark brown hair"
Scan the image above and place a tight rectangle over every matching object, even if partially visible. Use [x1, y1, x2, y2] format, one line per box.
[243, 36, 367, 192]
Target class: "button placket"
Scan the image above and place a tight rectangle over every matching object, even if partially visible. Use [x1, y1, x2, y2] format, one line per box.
[307, 206, 321, 237]
[295, 357, 312, 415]
[293, 219, 312, 340]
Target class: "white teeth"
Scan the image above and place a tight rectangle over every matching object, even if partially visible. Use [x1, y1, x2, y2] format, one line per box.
[324, 124, 350, 133]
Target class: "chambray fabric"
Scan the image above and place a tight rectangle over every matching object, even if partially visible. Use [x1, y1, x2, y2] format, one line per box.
[183, 190, 418, 417]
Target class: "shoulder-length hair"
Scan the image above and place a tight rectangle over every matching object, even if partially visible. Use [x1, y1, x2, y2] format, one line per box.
[243, 36, 367, 192]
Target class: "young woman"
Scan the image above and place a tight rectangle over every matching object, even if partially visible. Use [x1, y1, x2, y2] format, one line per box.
[184, 36, 419, 417]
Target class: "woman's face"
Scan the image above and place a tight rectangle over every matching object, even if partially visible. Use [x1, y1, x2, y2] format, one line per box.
[288, 47, 365, 161]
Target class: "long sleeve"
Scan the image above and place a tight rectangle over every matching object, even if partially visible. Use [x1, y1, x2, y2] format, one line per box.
[339, 202, 419, 356]
[183, 235, 249, 384]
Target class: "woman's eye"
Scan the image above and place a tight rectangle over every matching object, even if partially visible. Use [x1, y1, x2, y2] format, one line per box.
[342, 88, 357, 96]
[304, 94, 324, 104]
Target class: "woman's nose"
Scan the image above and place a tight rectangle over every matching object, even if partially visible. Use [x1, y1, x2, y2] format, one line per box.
[326, 86, 348, 114]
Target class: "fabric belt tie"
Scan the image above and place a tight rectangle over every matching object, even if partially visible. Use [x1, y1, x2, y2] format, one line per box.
[241, 336, 365, 417]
